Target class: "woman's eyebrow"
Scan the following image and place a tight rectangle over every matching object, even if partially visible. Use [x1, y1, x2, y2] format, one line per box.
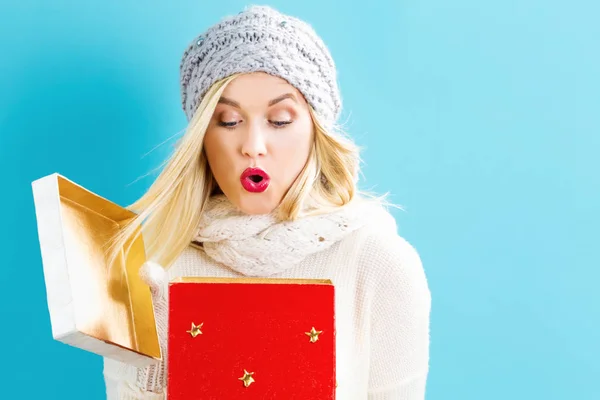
[218, 97, 240, 108]
[268, 93, 297, 106]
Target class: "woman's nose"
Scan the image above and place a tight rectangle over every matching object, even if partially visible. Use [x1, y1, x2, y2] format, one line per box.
[241, 122, 267, 158]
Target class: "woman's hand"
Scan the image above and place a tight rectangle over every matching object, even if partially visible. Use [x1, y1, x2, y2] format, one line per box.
[135, 261, 169, 394]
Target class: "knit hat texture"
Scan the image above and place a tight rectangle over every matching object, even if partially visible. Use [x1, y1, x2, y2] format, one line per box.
[179, 5, 341, 128]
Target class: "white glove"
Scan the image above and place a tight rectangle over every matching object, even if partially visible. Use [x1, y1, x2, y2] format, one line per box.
[134, 261, 169, 394]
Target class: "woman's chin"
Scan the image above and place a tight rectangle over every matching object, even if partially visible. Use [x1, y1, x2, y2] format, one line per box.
[234, 191, 281, 215]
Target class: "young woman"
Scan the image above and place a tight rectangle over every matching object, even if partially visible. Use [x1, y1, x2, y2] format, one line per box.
[103, 5, 431, 399]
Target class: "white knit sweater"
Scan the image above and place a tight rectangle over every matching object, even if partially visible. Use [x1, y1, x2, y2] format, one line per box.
[102, 217, 431, 399]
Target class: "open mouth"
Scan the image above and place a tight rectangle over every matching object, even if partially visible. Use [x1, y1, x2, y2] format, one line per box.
[240, 167, 270, 193]
[248, 175, 264, 183]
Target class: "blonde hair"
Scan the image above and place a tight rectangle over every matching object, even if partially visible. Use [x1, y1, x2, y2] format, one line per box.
[106, 73, 376, 271]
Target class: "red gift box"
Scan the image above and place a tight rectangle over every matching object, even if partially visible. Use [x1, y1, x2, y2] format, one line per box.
[167, 277, 336, 399]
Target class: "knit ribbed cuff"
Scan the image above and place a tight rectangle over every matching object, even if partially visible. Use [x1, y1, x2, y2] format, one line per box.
[117, 381, 167, 400]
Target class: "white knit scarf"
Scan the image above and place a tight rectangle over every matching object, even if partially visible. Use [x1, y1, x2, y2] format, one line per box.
[192, 195, 396, 276]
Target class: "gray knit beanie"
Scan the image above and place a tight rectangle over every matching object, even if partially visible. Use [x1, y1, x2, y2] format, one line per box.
[179, 5, 341, 128]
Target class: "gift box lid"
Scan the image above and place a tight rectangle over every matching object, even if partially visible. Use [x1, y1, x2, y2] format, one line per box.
[167, 277, 336, 399]
[31, 173, 161, 367]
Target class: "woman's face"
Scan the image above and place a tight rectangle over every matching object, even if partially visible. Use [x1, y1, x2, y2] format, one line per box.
[203, 72, 314, 215]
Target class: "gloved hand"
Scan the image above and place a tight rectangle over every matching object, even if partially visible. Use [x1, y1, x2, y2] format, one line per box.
[134, 261, 169, 394]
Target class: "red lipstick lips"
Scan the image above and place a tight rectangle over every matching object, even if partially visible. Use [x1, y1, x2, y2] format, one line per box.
[240, 167, 270, 193]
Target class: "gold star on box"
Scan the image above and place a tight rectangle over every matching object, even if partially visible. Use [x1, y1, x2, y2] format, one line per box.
[186, 322, 203, 338]
[238, 369, 255, 387]
[305, 327, 323, 343]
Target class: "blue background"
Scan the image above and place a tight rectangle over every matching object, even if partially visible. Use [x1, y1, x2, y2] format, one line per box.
[1, 1, 597, 399]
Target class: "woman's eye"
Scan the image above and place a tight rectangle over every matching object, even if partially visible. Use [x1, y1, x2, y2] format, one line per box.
[270, 120, 292, 128]
[218, 120, 239, 128]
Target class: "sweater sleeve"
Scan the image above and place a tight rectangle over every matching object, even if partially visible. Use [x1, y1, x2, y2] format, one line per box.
[365, 232, 432, 399]
[102, 262, 169, 399]
[103, 358, 167, 400]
